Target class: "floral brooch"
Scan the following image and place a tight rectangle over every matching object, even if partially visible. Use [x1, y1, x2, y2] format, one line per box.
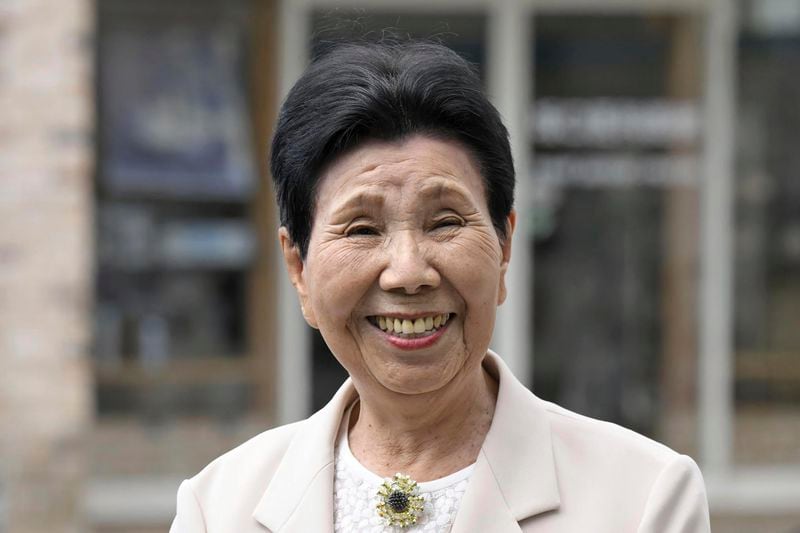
[376, 473, 425, 528]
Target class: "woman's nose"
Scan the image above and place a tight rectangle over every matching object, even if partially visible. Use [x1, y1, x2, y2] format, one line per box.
[379, 231, 440, 295]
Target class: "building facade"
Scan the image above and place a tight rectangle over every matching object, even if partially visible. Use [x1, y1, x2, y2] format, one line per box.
[0, 0, 798, 531]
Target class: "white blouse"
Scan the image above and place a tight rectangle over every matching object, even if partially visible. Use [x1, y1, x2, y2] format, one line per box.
[333, 406, 475, 533]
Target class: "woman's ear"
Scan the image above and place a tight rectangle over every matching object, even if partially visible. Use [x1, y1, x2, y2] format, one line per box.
[278, 227, 318, 328]
[497, 210, 516, 306]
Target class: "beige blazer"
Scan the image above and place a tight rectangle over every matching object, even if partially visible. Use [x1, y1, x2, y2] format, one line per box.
[170, 351, 710, 532]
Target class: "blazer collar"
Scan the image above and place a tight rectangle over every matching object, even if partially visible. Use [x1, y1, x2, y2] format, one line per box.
[253, 350, 560, 532]
[252, 382, 357, 532]
[451, 351, 561, 532]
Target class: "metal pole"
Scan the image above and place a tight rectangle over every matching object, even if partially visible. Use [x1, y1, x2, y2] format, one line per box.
[488, 0, 534, 386]
[276, 0, 313, 424]
[699, 0, 737, 475]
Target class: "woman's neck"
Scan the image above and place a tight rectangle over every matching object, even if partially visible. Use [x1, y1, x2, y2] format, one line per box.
[347, 363, 498, 482]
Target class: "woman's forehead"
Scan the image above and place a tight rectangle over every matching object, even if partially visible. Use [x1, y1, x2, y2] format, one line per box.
[324, 179, 479, 218]
[316, 136, 486, 212]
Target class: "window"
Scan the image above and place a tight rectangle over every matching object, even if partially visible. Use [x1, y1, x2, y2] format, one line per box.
[530, 15, 702, 455]
[734, 3, 800, 467]
[92, 0, 277, 482]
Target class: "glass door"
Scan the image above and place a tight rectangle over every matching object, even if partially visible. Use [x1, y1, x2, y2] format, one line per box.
[529, 14, 703, 454]
[733, 2, 800, 467]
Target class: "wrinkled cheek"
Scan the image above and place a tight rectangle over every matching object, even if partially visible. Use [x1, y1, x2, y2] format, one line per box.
[310, 278, 362, 340]
[461, 266, 501, 343]
[465, 262, 501, 307]
[312, 284, 351, 323]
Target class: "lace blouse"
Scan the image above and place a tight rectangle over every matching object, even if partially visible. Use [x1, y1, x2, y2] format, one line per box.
[333, 405, 475, 533]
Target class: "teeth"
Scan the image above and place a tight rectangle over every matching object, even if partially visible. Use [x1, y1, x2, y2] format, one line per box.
[373, 313, 451, 335]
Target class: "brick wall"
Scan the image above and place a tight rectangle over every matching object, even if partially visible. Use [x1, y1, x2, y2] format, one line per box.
[0, 0, 94, 531]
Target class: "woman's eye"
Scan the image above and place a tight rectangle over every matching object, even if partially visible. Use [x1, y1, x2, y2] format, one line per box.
[432, 218, 463, 230]
[346, 226, 379, 237]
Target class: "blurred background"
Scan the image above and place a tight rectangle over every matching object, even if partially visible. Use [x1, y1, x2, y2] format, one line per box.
[1, 0, 799, 531]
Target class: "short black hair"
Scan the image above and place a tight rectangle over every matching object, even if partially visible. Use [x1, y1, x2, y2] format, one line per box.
[270, 40, 515, 258]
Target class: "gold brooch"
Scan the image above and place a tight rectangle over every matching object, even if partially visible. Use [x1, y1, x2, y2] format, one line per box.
[376, 473, 424, 528]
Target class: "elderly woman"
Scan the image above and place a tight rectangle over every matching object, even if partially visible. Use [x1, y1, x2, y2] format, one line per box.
[170, 41, 709, 533]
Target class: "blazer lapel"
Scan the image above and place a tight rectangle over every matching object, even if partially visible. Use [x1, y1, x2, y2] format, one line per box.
[252, 380, 357, 533]
[252, 351, 559, 532]
[450, 449, 524, 532]
[452, 351, 561, 532]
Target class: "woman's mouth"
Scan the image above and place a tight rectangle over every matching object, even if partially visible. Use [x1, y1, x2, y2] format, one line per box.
[367, 313, 452, 350]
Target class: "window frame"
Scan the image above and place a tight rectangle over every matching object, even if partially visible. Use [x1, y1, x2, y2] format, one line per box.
[276, 0, 800, 515]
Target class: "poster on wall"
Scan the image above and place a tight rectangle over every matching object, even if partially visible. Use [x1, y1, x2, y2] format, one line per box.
[100, 21, 255, 200]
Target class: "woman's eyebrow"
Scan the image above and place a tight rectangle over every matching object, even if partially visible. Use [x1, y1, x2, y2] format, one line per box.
[328, 191, 385, 219]
[418, 180, 477, 205]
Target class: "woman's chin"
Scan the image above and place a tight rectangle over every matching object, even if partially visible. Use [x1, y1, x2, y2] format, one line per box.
[370, 357, 463, 396]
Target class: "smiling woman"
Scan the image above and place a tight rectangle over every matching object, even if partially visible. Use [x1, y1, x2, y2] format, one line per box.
[286, 137, 511, 403]
[169, 41, 710, 533]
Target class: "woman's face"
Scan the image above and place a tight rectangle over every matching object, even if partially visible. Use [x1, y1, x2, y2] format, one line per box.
[281, 135, 514, 396]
